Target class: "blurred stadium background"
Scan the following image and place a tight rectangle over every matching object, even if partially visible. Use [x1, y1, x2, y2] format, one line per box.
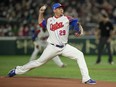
[0, 0, 116, 82]
[0, 0, 116, 55]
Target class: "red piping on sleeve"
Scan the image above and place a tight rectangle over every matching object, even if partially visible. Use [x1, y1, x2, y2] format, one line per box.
[39, 23, 44, 28]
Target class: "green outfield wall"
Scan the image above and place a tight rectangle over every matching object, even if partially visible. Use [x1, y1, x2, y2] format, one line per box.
[0, 36, 116, 55]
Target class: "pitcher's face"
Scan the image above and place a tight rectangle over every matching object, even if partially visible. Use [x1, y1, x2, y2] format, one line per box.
[53, 7, 64, 17]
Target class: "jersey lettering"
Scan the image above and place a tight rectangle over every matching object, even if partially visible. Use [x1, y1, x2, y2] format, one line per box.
[59, 30, 66, 36]
[50, 22, 64, 31]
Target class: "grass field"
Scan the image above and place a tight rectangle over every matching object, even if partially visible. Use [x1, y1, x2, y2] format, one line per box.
[0, 55, 116, 82]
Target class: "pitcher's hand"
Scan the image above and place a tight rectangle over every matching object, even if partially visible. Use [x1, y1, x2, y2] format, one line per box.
[39, 5, 47, 13]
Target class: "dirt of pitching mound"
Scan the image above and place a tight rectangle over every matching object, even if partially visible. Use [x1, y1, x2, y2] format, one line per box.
[0, 76, 116, 87]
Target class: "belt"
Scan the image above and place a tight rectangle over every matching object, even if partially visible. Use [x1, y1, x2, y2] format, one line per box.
[51, 43, 66, 48]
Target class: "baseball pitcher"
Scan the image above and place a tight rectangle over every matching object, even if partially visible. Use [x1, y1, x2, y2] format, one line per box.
[8, 3, 96, 84]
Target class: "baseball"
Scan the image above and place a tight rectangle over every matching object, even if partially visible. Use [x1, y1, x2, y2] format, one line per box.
[42, 5, 47, 10]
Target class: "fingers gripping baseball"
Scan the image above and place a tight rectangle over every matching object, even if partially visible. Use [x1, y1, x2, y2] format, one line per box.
[39, 5, 47, 13]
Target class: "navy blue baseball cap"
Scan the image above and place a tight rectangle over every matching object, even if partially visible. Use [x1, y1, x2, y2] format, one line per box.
[52, 3, 64, 10]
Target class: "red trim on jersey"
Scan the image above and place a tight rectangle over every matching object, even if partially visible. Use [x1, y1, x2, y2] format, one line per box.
[39, 23, 44, 28]
[66, 16, 73, 22]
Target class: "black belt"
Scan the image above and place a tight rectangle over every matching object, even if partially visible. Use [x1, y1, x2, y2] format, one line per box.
[51, 43, 65, 48]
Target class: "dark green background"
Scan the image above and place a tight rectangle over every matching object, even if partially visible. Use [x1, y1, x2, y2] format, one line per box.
[0, 37, 116, 55]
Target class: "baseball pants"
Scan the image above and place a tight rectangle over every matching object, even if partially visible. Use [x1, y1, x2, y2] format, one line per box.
[15, 43, 90, 82]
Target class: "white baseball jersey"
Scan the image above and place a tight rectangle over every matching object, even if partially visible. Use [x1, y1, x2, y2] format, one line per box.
[34, 26, 49, 41]
[47, 15, 69, 45]
[37, 26, 49, 41]
[34, 25, 49, 47]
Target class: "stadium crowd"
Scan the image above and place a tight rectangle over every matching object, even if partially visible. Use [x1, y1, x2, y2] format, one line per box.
[0, 0, 116, 37]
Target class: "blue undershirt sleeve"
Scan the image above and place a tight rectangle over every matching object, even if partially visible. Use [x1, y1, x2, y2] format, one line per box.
[70, 18, 80, 32]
